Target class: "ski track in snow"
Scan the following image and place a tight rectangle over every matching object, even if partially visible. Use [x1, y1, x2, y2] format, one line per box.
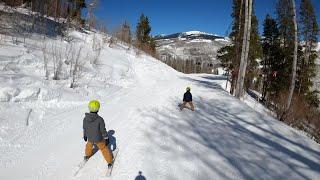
[0, 32, 320, 180]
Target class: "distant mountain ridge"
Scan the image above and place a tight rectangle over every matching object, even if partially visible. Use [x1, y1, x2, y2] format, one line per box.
[155, 31, 225, 41]
[155, 30, 229, 73]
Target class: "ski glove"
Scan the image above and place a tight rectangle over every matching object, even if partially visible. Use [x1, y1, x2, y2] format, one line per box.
[104, 137, 109, 145]
[83, 136, 87, 142]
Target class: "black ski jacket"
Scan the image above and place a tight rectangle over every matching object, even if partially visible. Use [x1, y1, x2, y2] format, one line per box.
[83, 113, 108, 142]
[183, 91, 192, 102]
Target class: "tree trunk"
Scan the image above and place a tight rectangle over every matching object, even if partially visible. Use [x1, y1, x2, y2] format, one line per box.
[235, 0, 252, 98]
[232, 0, 244, 95]
[242, 0, 252, 89]
[55, 0, 59, 20]
[286, 0, 298, 111]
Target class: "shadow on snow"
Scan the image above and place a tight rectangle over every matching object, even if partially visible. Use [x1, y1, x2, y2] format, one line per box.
[138, 75, 320, 180]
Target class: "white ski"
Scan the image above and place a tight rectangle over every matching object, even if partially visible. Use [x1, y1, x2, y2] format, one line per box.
[106, 148, 119, 177]
[74, 159, 89, 176]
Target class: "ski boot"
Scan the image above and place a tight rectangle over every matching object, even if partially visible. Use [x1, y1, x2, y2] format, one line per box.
[84, 156, 90, 161]
[108, 163, 113, 169]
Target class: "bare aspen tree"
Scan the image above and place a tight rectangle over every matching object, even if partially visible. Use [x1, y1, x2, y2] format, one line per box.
[55, 0, 61, 21]
[52, 43, 63, 80]
[235, 0, 252, 98]
[70, 45, 83, 88]
[66, 43, 75, 76]
[42, 43, 49, 79]
[92, 45, 102, 65]
[87, 0, 98, 30]
[286, 0, 298, 111]
[92, 33, 97, 50]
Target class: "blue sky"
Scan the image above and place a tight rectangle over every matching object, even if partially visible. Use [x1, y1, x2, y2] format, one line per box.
[91, 0, 320, 36]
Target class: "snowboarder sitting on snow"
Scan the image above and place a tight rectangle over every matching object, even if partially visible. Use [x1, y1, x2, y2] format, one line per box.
[83, 100, 113, 168]
[180, 87, 195, 111]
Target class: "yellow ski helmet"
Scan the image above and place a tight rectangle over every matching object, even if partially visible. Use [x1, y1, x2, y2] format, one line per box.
[186, 87, 191, 91]
[88, 100, 100, 113]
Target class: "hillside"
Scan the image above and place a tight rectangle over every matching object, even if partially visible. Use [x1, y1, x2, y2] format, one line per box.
[0, 3, 64, 37]
[0, 28, 320, 180]
[155, 31, 229, 73]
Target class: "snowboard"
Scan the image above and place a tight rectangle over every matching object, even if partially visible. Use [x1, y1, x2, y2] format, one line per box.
[106, 148, 119, 177]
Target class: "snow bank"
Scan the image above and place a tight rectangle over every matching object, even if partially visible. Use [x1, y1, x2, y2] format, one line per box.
[13, 88, 40, 102]
[190, 39, 212, 43]
[215, 38, 230, 42]
[0, 87, 20, 102]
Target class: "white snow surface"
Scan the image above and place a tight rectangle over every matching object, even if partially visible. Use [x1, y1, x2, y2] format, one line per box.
[189, 39, 212, 43]
[0, 31, 320, 180]
[183, 31, 219, 37]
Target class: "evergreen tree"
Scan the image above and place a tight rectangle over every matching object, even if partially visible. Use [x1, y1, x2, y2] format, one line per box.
[261, 14, 285, 101]
[217, 0, 262, 94]
[136, 14, 151, 45]
[298, 0, 319, 107]
[245, 10, 263, 91]
[217, 45, 235, 72]
[275, 0, 296, 93]
[135, 13, 156, 55]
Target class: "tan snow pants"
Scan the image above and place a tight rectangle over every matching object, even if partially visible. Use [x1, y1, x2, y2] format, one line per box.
[182, 101, 195, 111]
[85, 141, 113, 163]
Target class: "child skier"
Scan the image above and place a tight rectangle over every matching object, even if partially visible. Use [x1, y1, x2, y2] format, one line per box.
[83, 100, 113, 168]
[180, 87, 195, 111]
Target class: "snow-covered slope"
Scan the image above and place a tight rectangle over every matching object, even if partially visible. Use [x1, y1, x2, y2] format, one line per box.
[0, 31, 320, 180]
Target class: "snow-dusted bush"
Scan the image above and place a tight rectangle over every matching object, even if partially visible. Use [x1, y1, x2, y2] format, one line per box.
[42, 41, 68, 80]
[51, 43, 64, 80]
[42, 43, 49, 79]
[91, 46, 101, 65]
[39, 31, 111, 88]
[68, 43, 85, 88]
[91, 33, 102, 65]
[0, 34, 4, 44]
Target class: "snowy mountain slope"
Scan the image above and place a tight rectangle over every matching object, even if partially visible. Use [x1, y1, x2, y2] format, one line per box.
[155, 31, 224, 41]
[155, 31, 229, 70]
[0, 31, 320, 180]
